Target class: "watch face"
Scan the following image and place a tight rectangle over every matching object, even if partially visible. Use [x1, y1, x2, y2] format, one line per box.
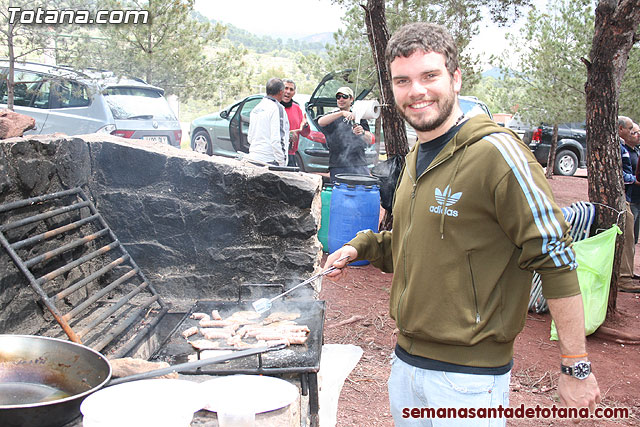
[574, 361, 591, 379]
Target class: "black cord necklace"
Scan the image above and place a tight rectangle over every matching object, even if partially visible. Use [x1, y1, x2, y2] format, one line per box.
[453, 114, 466, 128]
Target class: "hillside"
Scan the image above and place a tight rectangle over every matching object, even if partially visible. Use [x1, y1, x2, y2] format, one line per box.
[178, 12, 328, 126]
[215, 20, 331, 55]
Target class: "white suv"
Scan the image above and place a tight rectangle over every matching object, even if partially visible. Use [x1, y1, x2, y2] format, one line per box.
[0, 60, 182, 146]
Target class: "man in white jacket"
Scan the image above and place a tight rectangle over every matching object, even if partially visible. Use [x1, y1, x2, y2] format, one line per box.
[248, 78, 290, 166]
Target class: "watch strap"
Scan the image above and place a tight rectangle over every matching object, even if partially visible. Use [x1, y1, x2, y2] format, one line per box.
[560, 364, 573, 376]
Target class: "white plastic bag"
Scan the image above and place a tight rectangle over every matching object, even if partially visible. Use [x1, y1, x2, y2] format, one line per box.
[318, 344, 364, 427]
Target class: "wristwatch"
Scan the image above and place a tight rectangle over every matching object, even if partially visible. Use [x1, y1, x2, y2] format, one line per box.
[561, 360, 591, 379]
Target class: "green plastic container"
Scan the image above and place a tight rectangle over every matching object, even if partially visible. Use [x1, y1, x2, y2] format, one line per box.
[318, 185, 332, 252]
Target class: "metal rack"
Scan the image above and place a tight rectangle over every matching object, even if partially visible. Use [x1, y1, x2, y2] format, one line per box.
[0, 188, 167, 357]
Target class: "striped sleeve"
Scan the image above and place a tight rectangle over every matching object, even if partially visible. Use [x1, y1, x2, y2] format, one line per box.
[485, 133, 577, 272]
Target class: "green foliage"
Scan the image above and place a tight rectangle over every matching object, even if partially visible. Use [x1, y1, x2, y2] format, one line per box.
[497, 0, 594, 125]
[252, 65, 288, 89]
[214, 20, 328, 55]
[324, 5, 376, 96]
[296, 52, 329, 84]
[470, 74, 526, 114]
[619, 46, 640, 120]
[325, 0, 532, 100]
[55, 0, 251, 103]
[0, 0, 82, 62]
[0, 0, 97, 108]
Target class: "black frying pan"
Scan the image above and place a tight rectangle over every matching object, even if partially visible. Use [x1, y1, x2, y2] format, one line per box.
[0, 334, 283, 427]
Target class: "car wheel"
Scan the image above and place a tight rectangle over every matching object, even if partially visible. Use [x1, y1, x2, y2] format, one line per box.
[553, 149, 578, 176]
[294, 152, 306, 172]
[192, 129, 212, 155]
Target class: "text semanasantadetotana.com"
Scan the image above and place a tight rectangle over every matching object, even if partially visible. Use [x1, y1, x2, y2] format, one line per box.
[8, 8, 149, 25]
[402, 404, 630, 420]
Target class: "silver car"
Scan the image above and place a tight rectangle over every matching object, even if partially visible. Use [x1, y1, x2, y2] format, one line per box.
[0, 60, 181, 146]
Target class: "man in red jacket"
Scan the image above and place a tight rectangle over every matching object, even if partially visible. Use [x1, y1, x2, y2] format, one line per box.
[281, 79, 310, 167]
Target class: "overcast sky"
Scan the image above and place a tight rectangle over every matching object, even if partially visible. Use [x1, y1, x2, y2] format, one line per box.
[194, 0, 346, 39]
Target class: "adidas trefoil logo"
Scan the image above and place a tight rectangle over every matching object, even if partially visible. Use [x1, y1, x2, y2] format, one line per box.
[429, 186, 461, 217]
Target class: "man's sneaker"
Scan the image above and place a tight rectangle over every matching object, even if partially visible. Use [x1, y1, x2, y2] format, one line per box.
[618, 279, 640, 293]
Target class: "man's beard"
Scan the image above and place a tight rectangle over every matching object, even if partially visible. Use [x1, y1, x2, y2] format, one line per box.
[397, 86, 456, 133]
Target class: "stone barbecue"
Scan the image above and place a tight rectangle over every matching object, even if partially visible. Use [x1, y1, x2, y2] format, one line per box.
[0, 133, 323, 339]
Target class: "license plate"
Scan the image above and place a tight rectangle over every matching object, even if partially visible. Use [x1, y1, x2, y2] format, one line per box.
[143, 136, 169, 144]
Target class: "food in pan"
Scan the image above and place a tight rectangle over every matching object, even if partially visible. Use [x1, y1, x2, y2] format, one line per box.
[181, 326, 198, 339]
[265, 320, 297, 328]
[189, 339, 221, 350]
[233, 339, 268, 349]
[278, 324, 310, 333]
[190, 312, 210, 320]
[264, 312, 301, 324]
[254, 332, 288, 341]
[185, 309, 309, 352]
[199, 319, 236, 328]
[228, 310, 261, 321]
[226, 334, 242, 347]
[264, 338, 291, 347]
[287, 336, 309, 345]
[200, 328, 234, 340]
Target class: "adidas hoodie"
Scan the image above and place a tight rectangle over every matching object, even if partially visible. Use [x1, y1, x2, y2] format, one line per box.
[348, 115, 580, 368]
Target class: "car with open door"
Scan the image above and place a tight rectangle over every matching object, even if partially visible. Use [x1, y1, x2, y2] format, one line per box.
[295, 69, 379, 172]
[189, 69, 379, 172]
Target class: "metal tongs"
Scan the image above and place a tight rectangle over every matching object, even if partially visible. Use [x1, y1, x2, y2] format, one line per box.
[235, 152, 299, 172]
[252, 256, 350, 314]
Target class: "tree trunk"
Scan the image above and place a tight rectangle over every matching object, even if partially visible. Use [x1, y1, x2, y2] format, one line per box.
[584, 0, 640, 316]
[362, 0, 409, 231]
[545, 123, 559, 179]
[7, 19, 15, 112]
[362, 0, 408, 158]
[147, 31, 153, 84]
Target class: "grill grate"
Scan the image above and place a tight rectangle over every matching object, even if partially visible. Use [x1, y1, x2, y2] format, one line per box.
[0, 188, 167, 357]
[153, 299, 325, 372]
[151, 297, 325, 427]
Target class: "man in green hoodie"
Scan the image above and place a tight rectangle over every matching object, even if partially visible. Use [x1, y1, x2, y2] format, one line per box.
[324, 22, 600, 425]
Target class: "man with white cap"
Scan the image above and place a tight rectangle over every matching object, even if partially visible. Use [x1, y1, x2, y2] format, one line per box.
[317, 86, 373, 182]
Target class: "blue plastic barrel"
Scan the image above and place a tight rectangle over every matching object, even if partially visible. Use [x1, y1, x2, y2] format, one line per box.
[318, 185, 332, 252]
[328, 174, 380, 266]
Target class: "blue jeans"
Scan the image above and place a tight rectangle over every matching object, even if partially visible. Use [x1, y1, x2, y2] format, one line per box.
[388, 355, 510, 426]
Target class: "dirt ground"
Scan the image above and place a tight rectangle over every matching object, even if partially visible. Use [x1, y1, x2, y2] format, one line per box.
[318, 169, 640, 426]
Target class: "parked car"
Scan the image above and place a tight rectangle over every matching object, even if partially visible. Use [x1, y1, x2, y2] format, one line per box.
[523, 122, 586, 176]
[459, 95, 493, 120]
[505, 114, 529, 140]
[0, 60, 182, 146]
[190, 69, 379, 172]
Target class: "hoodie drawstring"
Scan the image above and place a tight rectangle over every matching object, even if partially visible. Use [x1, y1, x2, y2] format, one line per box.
[440, 145, 468, 239]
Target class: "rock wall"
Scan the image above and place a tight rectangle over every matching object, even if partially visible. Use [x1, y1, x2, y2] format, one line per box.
[0, 134, 323, 334]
